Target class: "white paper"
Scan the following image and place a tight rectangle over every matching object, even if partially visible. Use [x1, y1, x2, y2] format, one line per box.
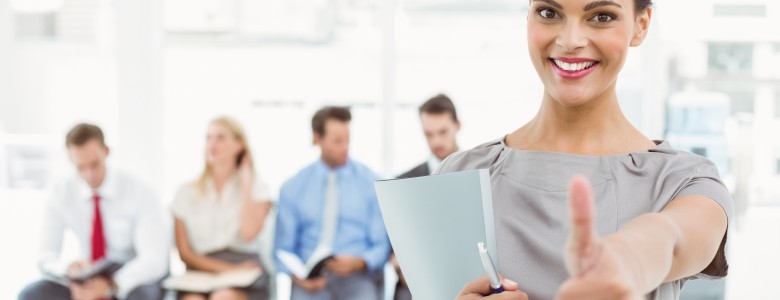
[276, 250, 308, 279]
[163, 269, 262, 293]
[276, 245, 333, 279]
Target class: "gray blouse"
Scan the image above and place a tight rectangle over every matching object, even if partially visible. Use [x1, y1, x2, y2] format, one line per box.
[436, 138, 733, 300]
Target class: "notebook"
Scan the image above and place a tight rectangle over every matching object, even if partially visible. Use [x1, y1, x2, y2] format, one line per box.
[163, 268, 262, 293]
[66, 259, 123, 284]
[375, 169, 498, 300]
[276, 245, 334, 279]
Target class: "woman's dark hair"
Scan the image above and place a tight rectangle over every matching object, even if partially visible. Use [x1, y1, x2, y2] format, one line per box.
[636, 0, 653, 14]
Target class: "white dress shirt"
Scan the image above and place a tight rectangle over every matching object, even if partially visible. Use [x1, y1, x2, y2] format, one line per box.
[170, 175, 273, 255]
[39, 168, 169, 299]
[427, 156, 442, 175]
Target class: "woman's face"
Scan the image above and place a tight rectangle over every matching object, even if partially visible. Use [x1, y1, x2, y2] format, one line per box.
[206, 123, 243, 167]
[527, 0, 650, 107]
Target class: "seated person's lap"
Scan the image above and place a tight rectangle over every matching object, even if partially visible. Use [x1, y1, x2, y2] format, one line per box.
[19, 279, 164, 300]
[291, 271, 383, 300]
[176, 250, 270, 300]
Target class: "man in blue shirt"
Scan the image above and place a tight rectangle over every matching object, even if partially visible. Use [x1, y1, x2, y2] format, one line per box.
[274, 106, 391, 300]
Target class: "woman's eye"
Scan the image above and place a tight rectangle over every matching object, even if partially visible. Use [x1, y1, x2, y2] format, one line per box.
[538, 8, 558, 19]
[592, 13, 615, 23]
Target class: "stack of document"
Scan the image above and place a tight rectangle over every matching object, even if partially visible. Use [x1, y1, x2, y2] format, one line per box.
[375, 169, 498, 300]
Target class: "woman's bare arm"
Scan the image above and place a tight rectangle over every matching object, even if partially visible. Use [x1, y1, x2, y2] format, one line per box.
[174, 218, 237, 273]
[238, 184, 272, 242]
[558, 178, 728, 298]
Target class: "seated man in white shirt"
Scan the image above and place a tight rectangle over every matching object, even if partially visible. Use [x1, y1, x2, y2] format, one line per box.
[19, 123, 169, 300]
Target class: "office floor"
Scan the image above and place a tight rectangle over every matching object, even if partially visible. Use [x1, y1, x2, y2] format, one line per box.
[1, 189, 778, 299]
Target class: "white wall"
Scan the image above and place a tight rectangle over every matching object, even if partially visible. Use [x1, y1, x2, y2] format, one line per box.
[113, 0, 165, 193]
[158, 8, 670, 205]
[0, 0, 15, 132]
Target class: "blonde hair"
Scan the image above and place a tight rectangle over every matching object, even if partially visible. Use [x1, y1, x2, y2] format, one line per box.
[197, 116, 255, 195]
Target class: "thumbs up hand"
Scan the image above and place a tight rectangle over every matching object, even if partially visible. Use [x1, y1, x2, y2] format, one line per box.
[556, 176, 642, 300]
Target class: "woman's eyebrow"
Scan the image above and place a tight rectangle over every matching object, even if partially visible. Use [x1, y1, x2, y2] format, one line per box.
[584, 0, 623, 11]
[532, 0, 563, 9]
[531, 0, 623, 11]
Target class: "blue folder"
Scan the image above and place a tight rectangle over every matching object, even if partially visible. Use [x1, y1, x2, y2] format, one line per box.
[375, 169, 497, 300]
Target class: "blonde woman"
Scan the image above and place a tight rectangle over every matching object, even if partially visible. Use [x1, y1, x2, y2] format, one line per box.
[171, 117, 273, 300]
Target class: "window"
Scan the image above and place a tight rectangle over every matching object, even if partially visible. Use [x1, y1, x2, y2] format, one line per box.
[2, 144, 50, 189]
[14, 13, 57, 40]
[776, 93, 780, 119]
[713, 4, 766, 17]
[692, 147, 708, 158]
[725, 91, 756, 115]
[667, 106, 728, 135]
[163, 0, 337, 43]
[11, 0, 99, 42]
[776, 159, 780, 176]
[708, 43, 754, 75]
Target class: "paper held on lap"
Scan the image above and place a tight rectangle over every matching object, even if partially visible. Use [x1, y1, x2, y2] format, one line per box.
[163, 268, 262, 293]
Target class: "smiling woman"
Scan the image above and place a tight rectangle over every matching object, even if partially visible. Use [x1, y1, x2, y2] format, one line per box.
[447, 0, 733, 300]
[527, 0, 652, 109]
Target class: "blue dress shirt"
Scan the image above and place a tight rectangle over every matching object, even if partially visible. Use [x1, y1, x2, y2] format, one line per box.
[274, 159, 391, 274]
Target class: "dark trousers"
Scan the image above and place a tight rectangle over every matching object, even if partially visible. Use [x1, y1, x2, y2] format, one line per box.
[18, 278, 165, 300]
[176, 250, 270, 300]
[394, 283, 412, 300]
[290, 269, 384, 300]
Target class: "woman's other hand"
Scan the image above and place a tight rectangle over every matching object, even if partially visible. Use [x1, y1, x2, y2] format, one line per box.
[456, 275, 529, 300]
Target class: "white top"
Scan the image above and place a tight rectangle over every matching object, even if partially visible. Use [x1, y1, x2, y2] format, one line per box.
[427, 156, 442, 175]
[171, 175, 273, 255]
[39, 169, 169, 299]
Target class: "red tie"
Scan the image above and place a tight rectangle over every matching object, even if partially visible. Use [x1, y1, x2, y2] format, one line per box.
[91, 193, 106, 262]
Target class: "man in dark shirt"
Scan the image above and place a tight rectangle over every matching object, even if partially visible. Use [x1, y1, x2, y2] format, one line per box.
[398, 94, 461, 179]
[393, 94, 461, 300]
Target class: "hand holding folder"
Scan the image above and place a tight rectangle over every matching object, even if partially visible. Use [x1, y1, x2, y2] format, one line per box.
[456, 276, 523, 299]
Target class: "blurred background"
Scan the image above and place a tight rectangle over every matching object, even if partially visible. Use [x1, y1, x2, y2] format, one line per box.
[1, 0, 778, 299]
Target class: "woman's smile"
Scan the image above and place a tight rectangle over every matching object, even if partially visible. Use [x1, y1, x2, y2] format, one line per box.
[549, 57, 601, 79]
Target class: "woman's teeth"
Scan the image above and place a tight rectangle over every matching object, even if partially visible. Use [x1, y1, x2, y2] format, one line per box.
[553, 59, 595, 72]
